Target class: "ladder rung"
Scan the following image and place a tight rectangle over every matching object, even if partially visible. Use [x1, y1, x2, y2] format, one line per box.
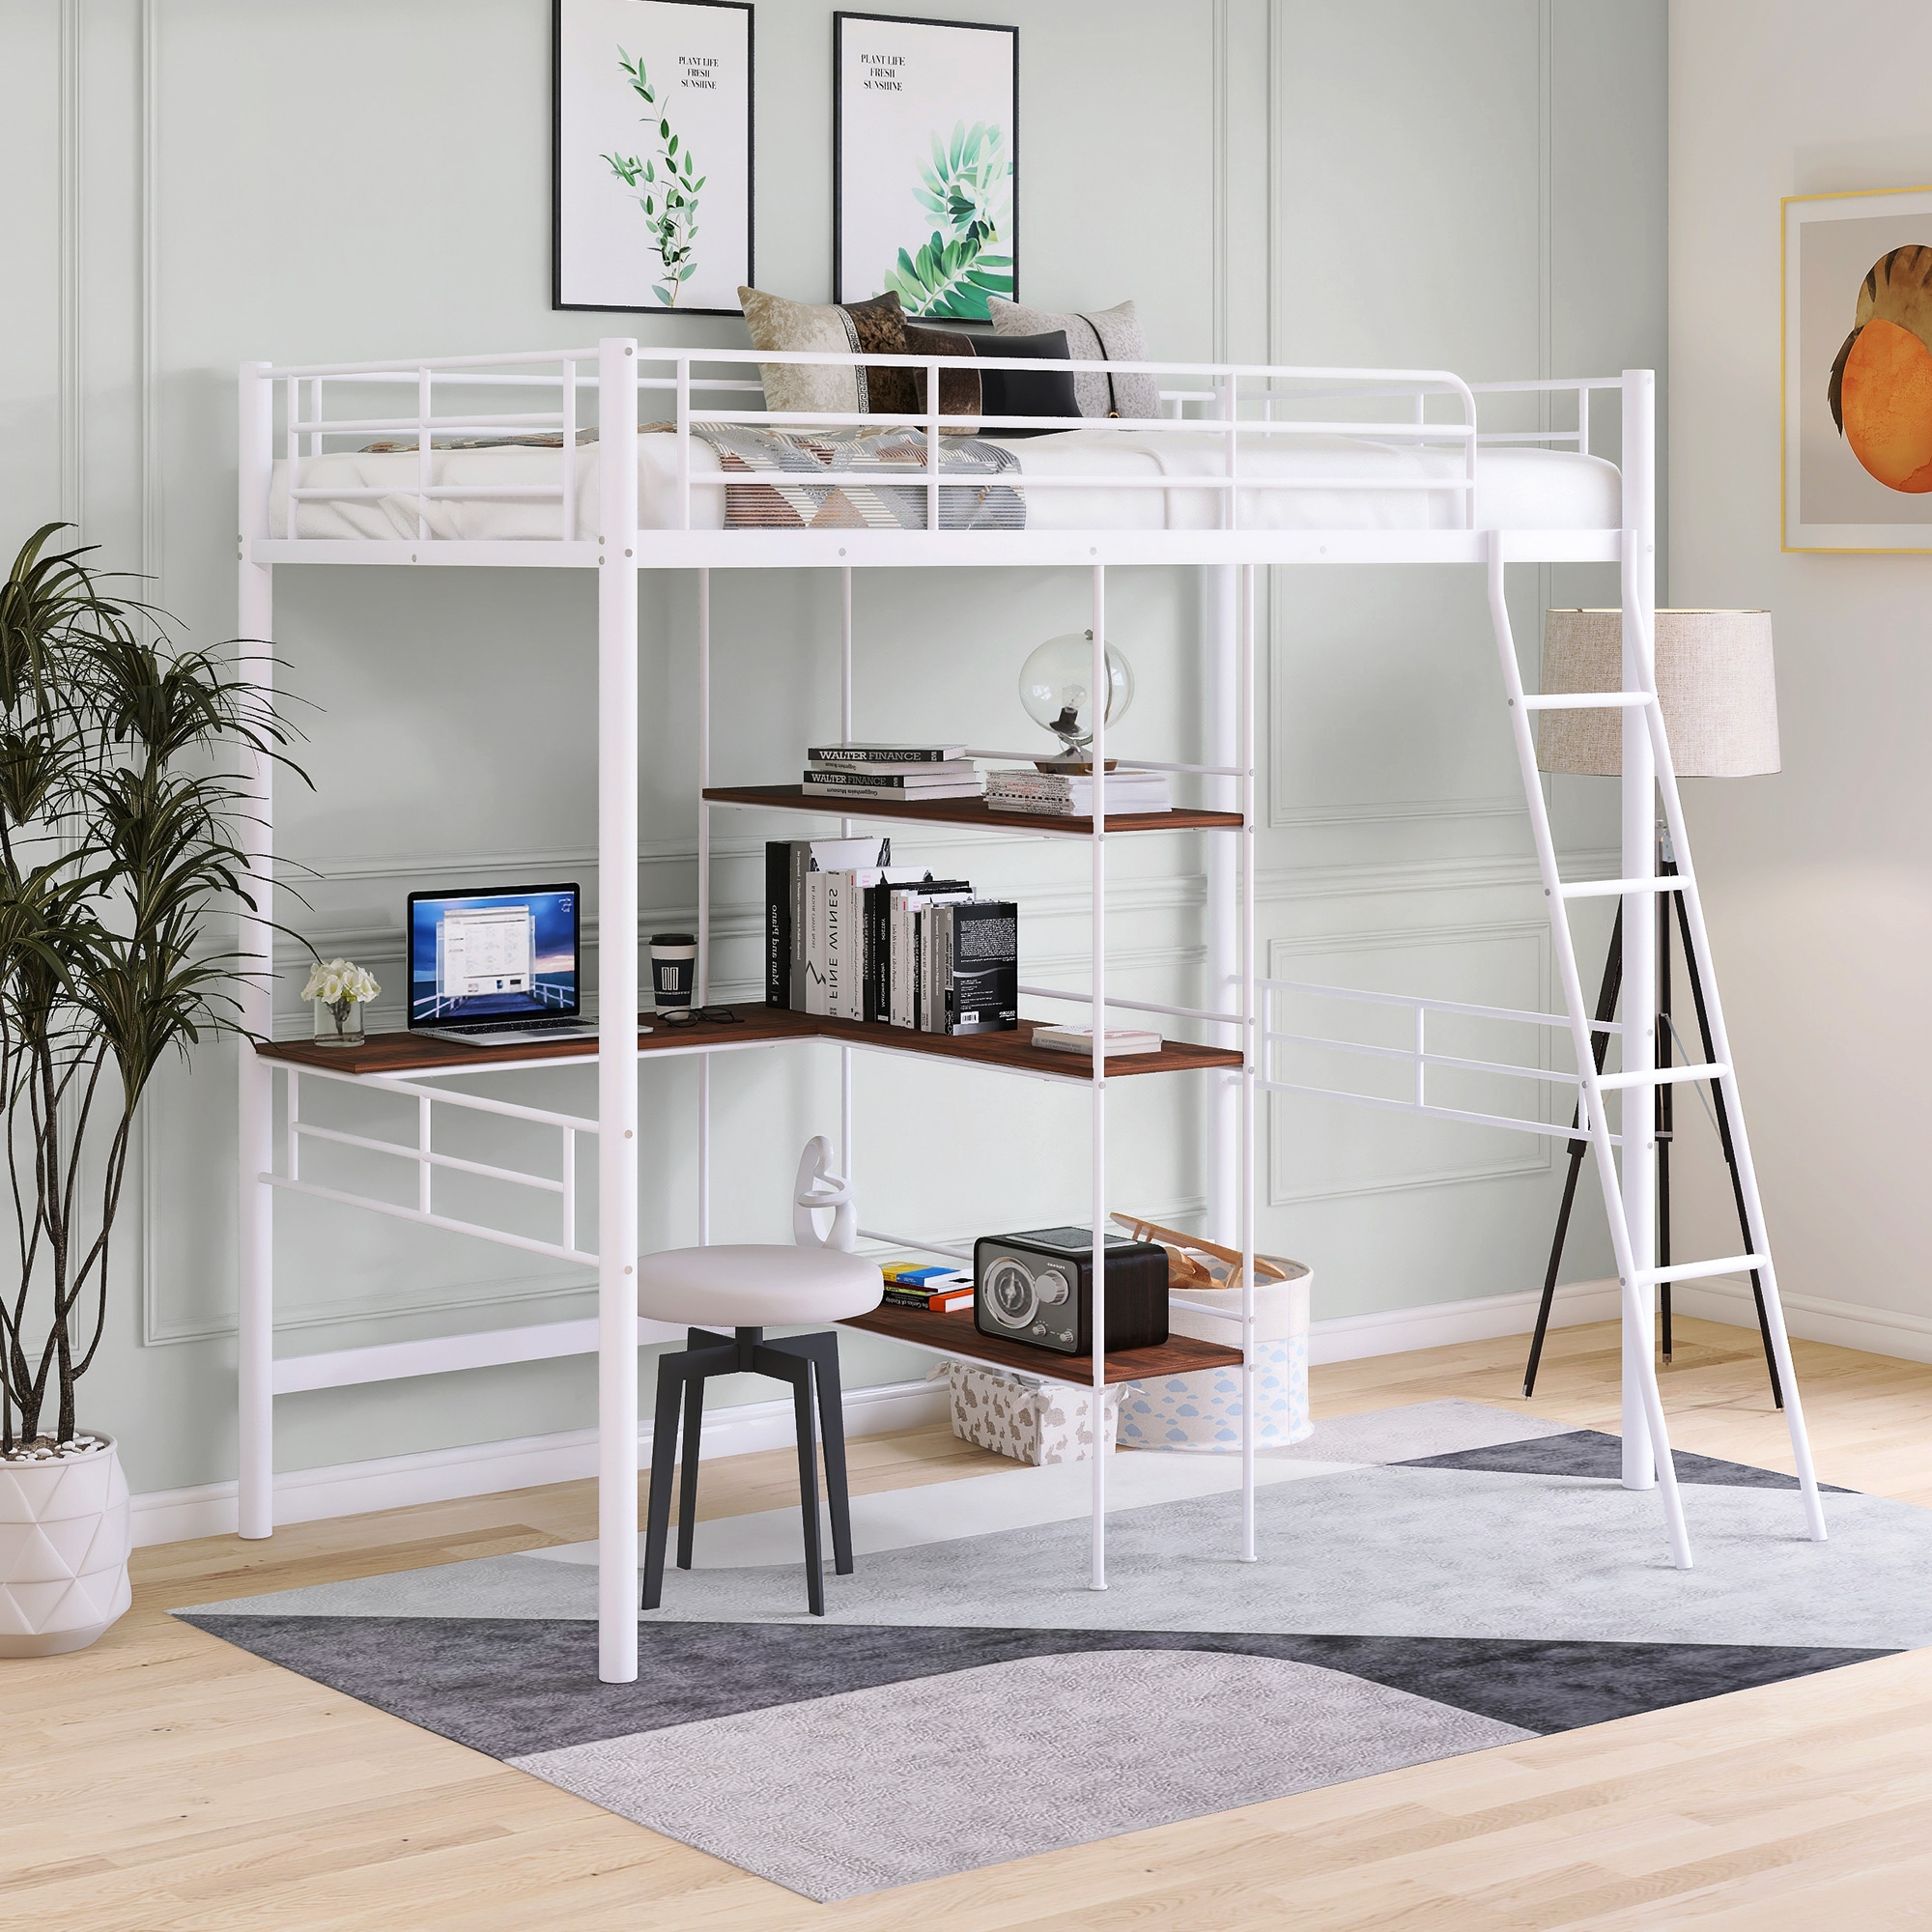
[1559, 877, 1691, 900]
[1639, 1254, 1768, 1287]
[1520, 692, 1656, 711]
[1595, 1062, 1728, 1092]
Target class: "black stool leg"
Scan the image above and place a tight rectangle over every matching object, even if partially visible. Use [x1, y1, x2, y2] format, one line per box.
[788, 1357, 825, 1615]
[810, 1336, 854, 1577]
[641, 1354, 683, 1611]
[675, 1353, 706, 1572]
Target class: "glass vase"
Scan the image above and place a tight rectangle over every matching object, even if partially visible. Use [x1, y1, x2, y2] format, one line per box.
[313, 997, 366, 1047]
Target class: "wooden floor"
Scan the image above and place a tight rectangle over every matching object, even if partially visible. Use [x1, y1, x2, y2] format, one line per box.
[10, 1316, 1932, 1929]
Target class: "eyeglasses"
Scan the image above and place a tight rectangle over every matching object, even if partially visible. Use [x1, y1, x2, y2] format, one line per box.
[657, 1006, 743, 1028]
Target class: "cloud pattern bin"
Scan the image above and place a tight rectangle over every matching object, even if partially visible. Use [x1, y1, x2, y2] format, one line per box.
[1121, 1264, 1312, 1452]
[946, 1362, 1125, 1465]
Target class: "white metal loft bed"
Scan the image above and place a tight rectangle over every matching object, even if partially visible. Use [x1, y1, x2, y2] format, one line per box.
[236, 339, 1827, 1687]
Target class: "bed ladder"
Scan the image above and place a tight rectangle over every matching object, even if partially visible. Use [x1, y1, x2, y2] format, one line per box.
[1486, 535, 1827, 1569]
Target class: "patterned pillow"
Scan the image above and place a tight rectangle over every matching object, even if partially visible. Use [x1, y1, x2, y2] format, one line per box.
[986, 298, 1160, 420]
[901, 321, 982, 430]
[737, 286, 914, 417]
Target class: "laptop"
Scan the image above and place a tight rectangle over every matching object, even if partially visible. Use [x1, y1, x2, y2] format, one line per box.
[407, 883, 602, 1046]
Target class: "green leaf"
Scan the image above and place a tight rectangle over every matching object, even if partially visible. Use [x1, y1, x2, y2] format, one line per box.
[679, 263, 697, 278]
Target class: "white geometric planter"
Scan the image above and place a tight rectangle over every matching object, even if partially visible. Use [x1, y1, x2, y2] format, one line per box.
[0, 1432, 131, 1658]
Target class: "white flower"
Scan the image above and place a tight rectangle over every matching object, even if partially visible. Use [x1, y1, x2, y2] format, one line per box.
[302, 956, 380, 1005]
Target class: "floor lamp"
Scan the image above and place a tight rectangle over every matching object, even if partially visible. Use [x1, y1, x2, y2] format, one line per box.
[1522, 608, 1785, 1405]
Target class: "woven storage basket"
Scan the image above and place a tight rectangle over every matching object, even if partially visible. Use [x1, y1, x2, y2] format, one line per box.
[1119, 1260, 1312, 1452]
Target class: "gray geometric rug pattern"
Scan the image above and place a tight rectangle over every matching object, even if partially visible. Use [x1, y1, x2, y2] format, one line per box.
[177, 1401, 1916, 1901]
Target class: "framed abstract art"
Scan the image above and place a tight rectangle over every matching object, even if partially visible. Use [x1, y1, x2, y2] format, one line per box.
[554, 0, 753, 314]
[834, 13, 1018, 323]
[1783, 185, 1932, 552]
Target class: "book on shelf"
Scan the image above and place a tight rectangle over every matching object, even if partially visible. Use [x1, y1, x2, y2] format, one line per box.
[809, 866, 927, 1019]
[768, 837, 892, 1009]
[802, 760, 980, 786]
[890, 881, 973, 1030]
[984, 767, 1172, 815]
[802, 769, 984, 801]
[764, 843, 1020, 1038]
[807, 742, 967, 766]
[1030, 1022, 1164, 1057]
[882, 1287, 975, 1313]
[881, 1264, 974, 1313]
[931, 898, 1019, 1037]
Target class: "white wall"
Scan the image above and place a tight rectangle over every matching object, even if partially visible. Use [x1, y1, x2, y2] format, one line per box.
[1669, 1, 1932, 1355]
[0, 0, 1664, 1498]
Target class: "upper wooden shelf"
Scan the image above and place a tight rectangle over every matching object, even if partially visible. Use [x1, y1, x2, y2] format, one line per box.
[253, 1004, 1243, 1082]
[702, 783, 1243, 836]
[841, 1300, 1244, 1385]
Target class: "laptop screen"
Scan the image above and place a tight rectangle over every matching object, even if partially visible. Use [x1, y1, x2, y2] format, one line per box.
[407, 885, 580, 1027]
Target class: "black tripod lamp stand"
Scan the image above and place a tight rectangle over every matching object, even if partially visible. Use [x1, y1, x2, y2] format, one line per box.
[1520, 607, 1784, 1404]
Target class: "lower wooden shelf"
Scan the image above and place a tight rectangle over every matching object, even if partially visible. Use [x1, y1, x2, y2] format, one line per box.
[841, 1300, 1242, 1384]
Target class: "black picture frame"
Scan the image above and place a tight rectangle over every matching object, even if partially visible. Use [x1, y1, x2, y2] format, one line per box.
[553, 0, 754, 316]
[833, 12, 1019, 322]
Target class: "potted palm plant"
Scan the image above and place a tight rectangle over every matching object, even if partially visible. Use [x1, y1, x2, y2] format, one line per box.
[0, 526, 296, 1656]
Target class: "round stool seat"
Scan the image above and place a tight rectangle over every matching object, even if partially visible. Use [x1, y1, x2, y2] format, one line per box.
[636, 1243, 883, 1327]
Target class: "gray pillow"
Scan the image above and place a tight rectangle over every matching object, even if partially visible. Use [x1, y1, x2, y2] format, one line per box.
[987, 298, 1160, 420]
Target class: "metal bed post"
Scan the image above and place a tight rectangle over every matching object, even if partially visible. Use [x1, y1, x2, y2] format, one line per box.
[237, 360, 276, 1540]
[1238, 561, 1258, 1562]
[597, 337, 641, 1683]
[1620, 370, 1658, 1491]
[696, 566, 711, 1246]
[840, 566, 855, 1176]
[1205, 375, 1240, 1248]
[703, 564, 719, 1244]
[1089, 563, 1108, 1592]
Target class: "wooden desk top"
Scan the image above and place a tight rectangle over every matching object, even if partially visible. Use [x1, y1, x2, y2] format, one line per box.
[254, 1005, 1242, 1082]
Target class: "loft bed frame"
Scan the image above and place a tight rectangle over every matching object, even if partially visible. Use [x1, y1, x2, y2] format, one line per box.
[235, 339, 1826, 1686]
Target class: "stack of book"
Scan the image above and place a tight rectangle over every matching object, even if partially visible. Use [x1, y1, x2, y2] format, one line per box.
[880, 1264, 974, 1313]
[984, 766, 1172, 816]
[801, 743, 983, 804]
[764, 836, 1019, 1036]
[1031, 1022, 1164, 1057]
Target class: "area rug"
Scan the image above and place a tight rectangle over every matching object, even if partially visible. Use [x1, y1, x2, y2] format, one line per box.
[176, 1400, 1923, 1902]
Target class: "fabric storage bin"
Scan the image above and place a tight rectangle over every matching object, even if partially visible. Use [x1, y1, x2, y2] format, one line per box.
[946, 1360, 1124, 1465]
[1120, 1261, 1312, 1452]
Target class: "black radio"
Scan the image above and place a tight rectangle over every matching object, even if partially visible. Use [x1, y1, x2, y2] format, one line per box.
[973, 1226, 1170, 1356]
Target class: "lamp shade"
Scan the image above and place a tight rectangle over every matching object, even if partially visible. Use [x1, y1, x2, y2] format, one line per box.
[1536, 609, 1780, 779]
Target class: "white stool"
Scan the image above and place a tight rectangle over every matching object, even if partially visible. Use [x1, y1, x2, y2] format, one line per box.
[638, 1140, 881, 1617]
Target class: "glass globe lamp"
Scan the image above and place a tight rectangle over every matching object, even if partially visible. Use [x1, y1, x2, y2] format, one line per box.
[1018, 630, 1135, 771]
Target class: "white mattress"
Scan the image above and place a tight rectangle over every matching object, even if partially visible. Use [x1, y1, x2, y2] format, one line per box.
[266, 429, 1620, 541]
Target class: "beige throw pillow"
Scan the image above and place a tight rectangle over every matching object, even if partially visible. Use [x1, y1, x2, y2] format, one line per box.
[987, 298, 1160, 420]
[738, 286, 915, 418]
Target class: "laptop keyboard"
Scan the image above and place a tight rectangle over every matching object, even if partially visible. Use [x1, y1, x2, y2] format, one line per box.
[424, 1015, 600, 1042]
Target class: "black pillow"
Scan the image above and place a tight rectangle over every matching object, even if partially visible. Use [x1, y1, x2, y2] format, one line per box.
[973, 329, 1081, 439]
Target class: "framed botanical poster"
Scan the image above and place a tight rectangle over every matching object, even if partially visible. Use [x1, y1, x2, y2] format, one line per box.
[1783, 185, 1932, 551]
[554, 0, 753, 314]
[834, 13, 1017, 323]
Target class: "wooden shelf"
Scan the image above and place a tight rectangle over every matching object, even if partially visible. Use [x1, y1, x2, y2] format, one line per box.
[702, 783, 1243, 837]
[842, 1300, 1243, 1385]
[253, 1005, 1241, 1082]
